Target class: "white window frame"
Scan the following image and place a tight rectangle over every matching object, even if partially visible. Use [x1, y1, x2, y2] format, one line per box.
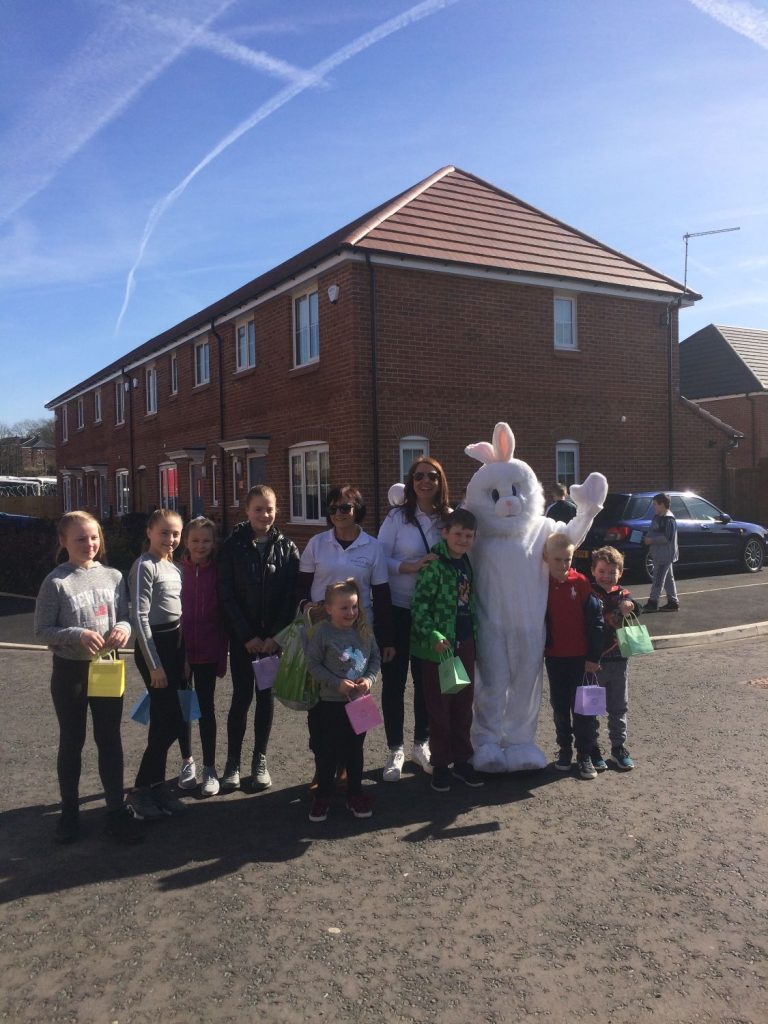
[146, 366, 158, 415]
[115, 382, 125, 425]
[293, 289, 319, 367]
[210, 456, 218, 507]
[61, 406, 69, 443]
[399, 436, 430, 481]
[555, 440, 580, 490]
[236, 318, 256, 371]
[76, 398, 85, 430]
[62, 475, 72, 512]
[99, 473, 108, 518]
[159, 462, 179, 511]
[289, 442, 329, 524]
[554, 294, 577, 350]
[115, 469, 130, 515]
[75, 476, 84, 508]
[93, 389, 102, 423]
[195, 340, 210, 386]
[170, 353, 178, 395]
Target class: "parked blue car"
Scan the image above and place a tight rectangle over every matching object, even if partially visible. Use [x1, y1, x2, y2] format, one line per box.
[574, 491, 767, 580]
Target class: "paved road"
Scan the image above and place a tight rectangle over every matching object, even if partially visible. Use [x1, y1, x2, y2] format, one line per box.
[1, 635, 766, 1023]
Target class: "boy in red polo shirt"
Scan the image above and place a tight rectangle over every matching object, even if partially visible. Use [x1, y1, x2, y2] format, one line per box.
[543, 533, 604, 780]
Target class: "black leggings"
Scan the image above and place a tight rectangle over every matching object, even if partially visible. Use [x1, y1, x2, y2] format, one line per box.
[134, 623, 187, 788]
[226, 641, 274, 766]
[312, 700, 365, 798]
[189, 662, 217, 766]
[380, 605, 429, 748]
[50, 655, 125, 813]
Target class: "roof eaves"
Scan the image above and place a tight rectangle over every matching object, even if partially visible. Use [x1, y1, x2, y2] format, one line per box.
[680, 395, 744, 437]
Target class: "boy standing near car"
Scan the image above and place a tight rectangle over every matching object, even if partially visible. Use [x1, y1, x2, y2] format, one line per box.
[644, 493, 679, 612]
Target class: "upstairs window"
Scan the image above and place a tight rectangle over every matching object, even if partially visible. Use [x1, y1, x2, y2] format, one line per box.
[195, 340, 210, 386]
[170, 353, 178, 395]
[93, 389, 102, 423]
[554, 295, 577, 350]
[146, 367, 158, 415]
[61, 406, 69, 443]
[76, 398, 84, 430]
[236, 319, 256, 371]
[115, 382, 125, 425]
[294, 290, 319, 366]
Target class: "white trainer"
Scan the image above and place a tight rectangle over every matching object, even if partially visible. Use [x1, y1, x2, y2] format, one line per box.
[382, 746, 405, 782]
[178, 758, 198, 789]
[411, 741, 433, 775]
[201, 766, 220, 796]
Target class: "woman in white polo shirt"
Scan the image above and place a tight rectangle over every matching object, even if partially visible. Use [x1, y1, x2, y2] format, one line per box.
[297, 484, 394, 658]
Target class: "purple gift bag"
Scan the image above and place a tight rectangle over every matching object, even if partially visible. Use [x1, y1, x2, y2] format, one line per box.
[574, 674, 607, 716]
[345, 694, 384, 735]
[252, 654, 280, 691]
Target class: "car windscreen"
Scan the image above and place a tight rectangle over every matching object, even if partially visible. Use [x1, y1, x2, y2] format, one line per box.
[591, 494, 633, 527]
[624, 495, 652, 520]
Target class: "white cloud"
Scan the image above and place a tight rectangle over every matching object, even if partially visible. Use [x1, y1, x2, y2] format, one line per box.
[687, 0, 768, 50]
[115, 0, 463, 333]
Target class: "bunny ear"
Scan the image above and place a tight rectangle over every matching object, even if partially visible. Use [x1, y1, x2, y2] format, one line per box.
[493, 423, 515, 462]
[388, 483, 406, 507]
[465, 441, 497, 464]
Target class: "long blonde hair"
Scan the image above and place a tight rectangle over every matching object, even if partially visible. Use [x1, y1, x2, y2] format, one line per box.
[56, 511, 106, 564]
[323, 578, 371, 639]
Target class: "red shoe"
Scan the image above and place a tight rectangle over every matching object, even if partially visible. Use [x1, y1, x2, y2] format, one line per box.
[309, 797, 330, 822]
[346, 792, 373, 818]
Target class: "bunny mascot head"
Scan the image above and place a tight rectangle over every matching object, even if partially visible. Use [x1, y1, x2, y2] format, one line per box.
[463, 423, 607, 773]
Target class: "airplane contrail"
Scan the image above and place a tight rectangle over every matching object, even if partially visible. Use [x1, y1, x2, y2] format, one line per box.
[687, 0, 768, 50]
[114, 0, 463, 334]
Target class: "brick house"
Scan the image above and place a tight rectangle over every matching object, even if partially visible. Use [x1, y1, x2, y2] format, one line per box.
[46, 165, 738, 545]
[681, 324, 768, 522]
[0, 435, 56, 477]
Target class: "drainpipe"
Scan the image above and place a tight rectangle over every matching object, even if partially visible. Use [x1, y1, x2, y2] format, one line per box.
[365, 253, 381, 528]
[722, 435, 740, 511]
[210, 319, 227, 534]
[664, 299, 679, 490]
[126, 368, 136, 513]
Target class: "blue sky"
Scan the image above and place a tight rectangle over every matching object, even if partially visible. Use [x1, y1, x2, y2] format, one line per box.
[1, 0, 767, 423]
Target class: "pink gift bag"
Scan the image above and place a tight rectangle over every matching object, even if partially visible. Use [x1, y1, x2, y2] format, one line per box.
[345, 694, 384, 735]
[252, 654, 280, 691]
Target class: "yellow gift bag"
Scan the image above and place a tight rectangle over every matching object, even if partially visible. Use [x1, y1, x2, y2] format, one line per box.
[87, 651, 126, 698]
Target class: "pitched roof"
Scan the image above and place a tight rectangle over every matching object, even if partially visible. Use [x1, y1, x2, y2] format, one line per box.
[47, 165, 694, 407]
[680, 324, 768, 399]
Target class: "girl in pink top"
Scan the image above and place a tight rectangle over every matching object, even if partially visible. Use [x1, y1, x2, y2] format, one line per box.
[181, 517, 228, 796]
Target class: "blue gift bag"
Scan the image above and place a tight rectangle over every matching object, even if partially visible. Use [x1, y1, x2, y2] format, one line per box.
[129, 691, 151, 725]
[178, 688, 202, 722]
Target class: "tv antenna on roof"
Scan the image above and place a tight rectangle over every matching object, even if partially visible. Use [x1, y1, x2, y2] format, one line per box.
[683, 226, 740, 294]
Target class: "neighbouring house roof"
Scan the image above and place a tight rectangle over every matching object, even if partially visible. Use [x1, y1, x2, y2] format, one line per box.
[680, 324, 768, 399]
[680, 396, 743, 439]
[47, 165, 696, 408]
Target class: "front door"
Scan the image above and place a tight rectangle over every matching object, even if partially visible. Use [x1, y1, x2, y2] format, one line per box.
[190, 462, 204, 517]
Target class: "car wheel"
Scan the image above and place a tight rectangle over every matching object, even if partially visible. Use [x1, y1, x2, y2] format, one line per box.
[643, 548, 655, 582]
[742, 536, 765, 573]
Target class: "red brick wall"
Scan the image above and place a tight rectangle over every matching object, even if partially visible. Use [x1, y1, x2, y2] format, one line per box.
[55, 258, 733, 547]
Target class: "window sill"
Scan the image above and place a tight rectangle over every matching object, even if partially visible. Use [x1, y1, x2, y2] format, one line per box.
[289, 361, 320, 378]
[144, 412, 158, 419]
[234, 364, 257, 378]
[193, 381, 212, 392]
[553, 347, 581, 356]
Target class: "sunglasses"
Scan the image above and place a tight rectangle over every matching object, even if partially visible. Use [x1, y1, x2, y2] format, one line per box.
[328, 503, 356, 515]
[413, 471, 440, 482]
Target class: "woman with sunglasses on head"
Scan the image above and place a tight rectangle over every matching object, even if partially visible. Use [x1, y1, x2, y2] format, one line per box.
[297, 485, 395, 789]
[377, 458, 452, 782]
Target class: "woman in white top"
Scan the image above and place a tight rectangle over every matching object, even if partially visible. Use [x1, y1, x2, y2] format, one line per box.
[377, 458, 451, 781]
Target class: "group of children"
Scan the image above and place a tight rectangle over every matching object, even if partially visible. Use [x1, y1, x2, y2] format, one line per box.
[35, 483, 649, 844]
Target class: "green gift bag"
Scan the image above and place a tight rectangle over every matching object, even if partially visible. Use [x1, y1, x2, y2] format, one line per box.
[272, 614, 319, 711]
[438, 652, 471, 695]
[87, 651, 125, 697]
[616, 614, 654, 657]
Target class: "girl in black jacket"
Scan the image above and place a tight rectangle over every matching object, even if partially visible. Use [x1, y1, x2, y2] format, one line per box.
[218, 485, 299, 792]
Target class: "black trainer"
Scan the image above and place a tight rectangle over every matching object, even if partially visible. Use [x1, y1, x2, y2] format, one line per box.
[431, 766, 452, 792]
[554, 747, 573, 771]
[104, 807, 145, 844]
[54, 811, 80, 845]
[451, 761, 484, 787]
[644, 600, 658, 613]
[660, 601, 679, 612]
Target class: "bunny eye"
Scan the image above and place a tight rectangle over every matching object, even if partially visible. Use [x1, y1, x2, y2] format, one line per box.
[510, 485, 517, 497]
[491, 489, 499, 503]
